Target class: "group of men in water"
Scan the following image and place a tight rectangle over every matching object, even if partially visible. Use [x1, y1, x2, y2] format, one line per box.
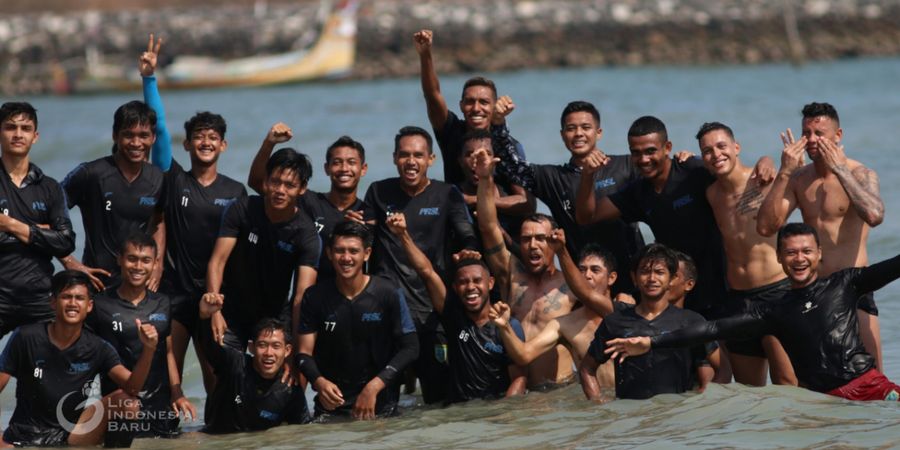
[0, 29, 898, 447]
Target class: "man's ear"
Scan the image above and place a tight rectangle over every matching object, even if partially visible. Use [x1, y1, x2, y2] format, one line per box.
[607, 271, 618, 286]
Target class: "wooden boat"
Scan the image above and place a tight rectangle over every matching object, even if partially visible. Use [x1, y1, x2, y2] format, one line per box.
[76, 0, 356, 92]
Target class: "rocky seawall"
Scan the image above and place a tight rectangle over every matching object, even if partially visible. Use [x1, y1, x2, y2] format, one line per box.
[2, 0, 900, 95]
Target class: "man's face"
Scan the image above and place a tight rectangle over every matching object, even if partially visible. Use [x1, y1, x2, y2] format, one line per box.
[325, 146, 367, 193]
[51, 284, 93, 325]
[628, 133, 671, 180]
[327, 236, 371, 279]
[459, 138, 492, 185]
[777, 234, 822, 286]
[519, 219, 555, 274]
[666, 262, 694, 306]
[264, 168, 303, 212]
[251, 329, 291, 379]
[635, 260, 671, 302]
[561, 111, 601, 157]
[801, 116, 842, 160]
[578, 255, 615, 295]
[452, 264, 495, 313]
[118, 243, 156, 289]
[114, 123, 156, 164]
[459, 85, 495, 130]
[393, 135, 434, 189]
[0, 114, 38, 157]
[184, 128, 226, 166]
[699, 130, 740, 177]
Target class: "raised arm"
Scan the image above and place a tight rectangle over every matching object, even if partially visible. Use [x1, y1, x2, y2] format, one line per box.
[387, 212, 447, 313]
[818, 139, 884, 227]
[413, 29, 449, 131]
[548, 228, 615, 316]
[140, 34, 172, 172]
[107, 320, 159, 396]
[491, 123, 536, 190]
[247, 123, 294, 194]
[475, 150, 512, 288]
[575, 150, 621, 224]
[757, 130, 806, 236]
[490, 301, 560, 366]
[854, 253, 900, 295]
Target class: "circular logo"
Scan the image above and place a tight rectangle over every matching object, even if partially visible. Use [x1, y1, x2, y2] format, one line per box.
[56, 380, 104, 433]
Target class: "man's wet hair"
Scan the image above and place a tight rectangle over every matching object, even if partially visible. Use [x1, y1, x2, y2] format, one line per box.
[266, 147, 313, 186]
[51, 270, 95, 298]
[326, 135, 366, 164]
[802, 102, 840, 126]
[394, 126, 434, 155]
[0, 101, 38, 128]
[461, 76, 497, 101]
[560, 101, 601, 129]
[695, 121, 735, 141]
[632, 243, 678, 276]
[628, 115, 668, 143]
[252, 318, 290, 344]
[522, 213, 558, 229]
[578, 244, 617, 274]
[120, 232, 158, 258]
[112, 100, 157, 136]
[777, 222, 821, 253]
[328, 220, 374, 249]
[672, 250, 697, 282]
[455, 257, 491, 274]
[461, 129, 493, 148]
[184, 111, 227, 139]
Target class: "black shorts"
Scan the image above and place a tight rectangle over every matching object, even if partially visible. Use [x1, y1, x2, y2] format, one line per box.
[413, 311, 449, 405]
[3, 423, 68, 447]
[168, 290, 200, 331]
[724, 278, 791, 358]
[0, 299, 55, 338]
[857, 292, 879, 316]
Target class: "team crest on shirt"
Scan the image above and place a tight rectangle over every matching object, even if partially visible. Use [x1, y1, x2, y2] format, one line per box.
[361, 313, 382, 322]
[672, 195, 693, 209]
[66, 361, 91, 374]
[214, 198, 235, 207]
[484, 341, 504, 354]
[32, 201, 47, 211]
[419, 207, 440, 216]
[801, 301, 818, 314]
[276, 241, 294, 253]
[594, 177, 616, 190]
[138, 196, 157, 206]
[148, 313, 168, 322]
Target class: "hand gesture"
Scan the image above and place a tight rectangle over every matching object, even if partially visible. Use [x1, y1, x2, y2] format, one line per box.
[488, 301, 511, 328]
[266, 122, 293, 145]
[547, 228, 566, 253]
[136, 319, 159, 350]
[314, 377, 344, 411]
[452, 249, 483, 264]
[581, 149, 609, 176]
[171, 395, 197, 422]
[674, 150, 694, 163]
[385, 212, 408, 236]
[210, 310, 228, 346]
[779, 129, 807, 176]
[473, 148, 498, 180]
[750, 156, 776, 185]
[139, 34, 163, 77]
[62, 259, 110, 292]
[413, 29, 433, 55]
[603, 336, 651, 363]
[492, 95, 516, 125]
[818, 138, 848, 172]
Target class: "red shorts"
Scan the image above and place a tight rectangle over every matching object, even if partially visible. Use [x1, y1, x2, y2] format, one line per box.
[826, 369, 900, 401]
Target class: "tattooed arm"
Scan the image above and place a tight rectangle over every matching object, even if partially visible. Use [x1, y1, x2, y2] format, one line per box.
[834, 163, 884, 227]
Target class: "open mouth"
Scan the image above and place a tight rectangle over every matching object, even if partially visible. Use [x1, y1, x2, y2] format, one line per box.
[64, 305, 80, 318]
[463, 291, 482, 308]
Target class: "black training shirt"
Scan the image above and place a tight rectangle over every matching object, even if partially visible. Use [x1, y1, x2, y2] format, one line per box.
[298, 190, 367, 281]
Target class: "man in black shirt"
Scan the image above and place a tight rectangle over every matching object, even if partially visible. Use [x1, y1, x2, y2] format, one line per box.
[0, 102, 75, 337]
[364, 126, 478, 404]
[85, 234, 195, 442]
[197, 298, 309, 433]
[297, 222, 418, 419]
[413, 29, 526, 186]
[606, 223, 900, 401]
[493, 101, 644, 294]
[387, 212, 527, 403]
[60, 100, 166, 292]
[0, 270, 159, 447]
[579, 244, 717, 401]
[248, 128, 370, 281]
[205, 146, 320, 352]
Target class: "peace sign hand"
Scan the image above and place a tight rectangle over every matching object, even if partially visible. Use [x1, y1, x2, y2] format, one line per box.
[139, 33, 163, 77]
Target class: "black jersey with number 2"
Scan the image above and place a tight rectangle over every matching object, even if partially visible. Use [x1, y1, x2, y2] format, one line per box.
[298, 191, 367, 280]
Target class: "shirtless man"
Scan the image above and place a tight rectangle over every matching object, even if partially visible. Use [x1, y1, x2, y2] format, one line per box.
[757, 102, 884, 369]
[699, 122, 796, 386]
[475, 149, 578, 388]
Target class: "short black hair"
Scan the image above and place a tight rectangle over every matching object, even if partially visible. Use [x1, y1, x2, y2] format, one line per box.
[51, 270, 94, 298]
[112, 100, 156, 136]
[522, 213, 559, 230]
[560, 101, 600, 129]
[266, 147, 312, 187]
[328, 220, 373, 249]
[802, 102, 840, 126]
[326, 135, 366, 164]
[776, 222, 820, 253]
[633, 243, 678, 276]
[695, 121, 735, 142]
[455, 257, 491, 274]
[461, 129, 493, 148]
[461, 76, 497, 101]
[0, 101, 38, 128]
[252, 318, 290, 343]
[394, 126, 433, 155]
[120, 232, 158, 258]
[577, 244, 617, 274]
[672, 250, 697, 282]
[628, 116, 668, 143]
[184, 111, 227, 139]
